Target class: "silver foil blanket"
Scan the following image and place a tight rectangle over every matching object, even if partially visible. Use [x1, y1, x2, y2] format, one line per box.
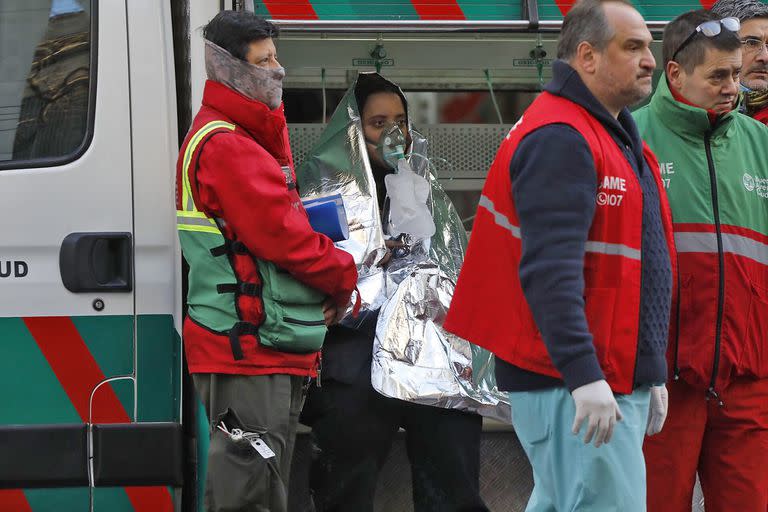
[372, 154, 510, 422]
[295, 72, 509, 421]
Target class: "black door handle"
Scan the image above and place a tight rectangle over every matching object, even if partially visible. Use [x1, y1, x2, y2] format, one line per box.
[60, 233, 132, 293]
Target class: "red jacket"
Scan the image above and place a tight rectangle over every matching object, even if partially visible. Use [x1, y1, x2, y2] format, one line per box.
[176, 80, 357, 376]
[754, 105, 768, 125]
[444, 92, 676, 394]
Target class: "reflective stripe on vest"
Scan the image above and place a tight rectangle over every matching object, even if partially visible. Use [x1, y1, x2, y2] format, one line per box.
[177, 120, 236, 233]
[675, 231, 768, 266]
[478, 194, 642, 261]
[180, 120, 236, 212]
[177, 210, 220, 234]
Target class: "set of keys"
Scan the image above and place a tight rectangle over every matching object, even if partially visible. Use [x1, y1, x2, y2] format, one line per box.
[216, 421, 276, 459]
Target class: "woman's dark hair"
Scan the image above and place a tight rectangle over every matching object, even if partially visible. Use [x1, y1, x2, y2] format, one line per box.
[354, 73, 408, 119]
[203, 11, 278, 61]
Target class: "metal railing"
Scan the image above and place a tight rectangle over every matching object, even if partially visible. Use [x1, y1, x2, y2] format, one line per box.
[270, 19, 668, 33]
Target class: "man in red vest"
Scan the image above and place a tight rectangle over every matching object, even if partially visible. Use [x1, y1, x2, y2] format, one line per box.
[445, 0, 676, 509]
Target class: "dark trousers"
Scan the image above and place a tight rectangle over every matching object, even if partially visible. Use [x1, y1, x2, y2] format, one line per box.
[194, 373, 305, 512]
[302, 375, 488, 512]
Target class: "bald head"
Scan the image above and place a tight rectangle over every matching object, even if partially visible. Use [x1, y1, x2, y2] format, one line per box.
[558, 0, 634, 60]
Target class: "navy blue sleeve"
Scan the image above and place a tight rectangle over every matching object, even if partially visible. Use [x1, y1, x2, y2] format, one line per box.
[511, 123, 604, 392]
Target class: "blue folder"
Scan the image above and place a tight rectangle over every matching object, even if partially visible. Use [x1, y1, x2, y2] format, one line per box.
[302, 194, 349, 242]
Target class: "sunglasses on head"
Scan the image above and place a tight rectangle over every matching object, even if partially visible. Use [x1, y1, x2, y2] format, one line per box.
[671, 17, 741, 63]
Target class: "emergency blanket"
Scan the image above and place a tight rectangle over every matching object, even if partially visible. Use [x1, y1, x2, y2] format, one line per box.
[295, 73, 509, 421]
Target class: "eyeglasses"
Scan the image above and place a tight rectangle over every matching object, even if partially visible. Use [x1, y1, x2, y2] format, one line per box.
[671, 17, 741, 63]
[741, 37, 768, 55]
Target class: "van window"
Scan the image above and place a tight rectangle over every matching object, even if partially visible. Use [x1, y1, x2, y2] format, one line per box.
[0, 1, 92, 166]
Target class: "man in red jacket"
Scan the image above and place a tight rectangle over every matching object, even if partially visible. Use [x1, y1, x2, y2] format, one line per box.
[176, 11, 357, 512]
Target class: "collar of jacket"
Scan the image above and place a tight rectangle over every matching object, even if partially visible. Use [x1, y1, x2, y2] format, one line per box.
[202, 79, 289, 161]
[668, 83, 721, 125]
[648, 76, 734, 140]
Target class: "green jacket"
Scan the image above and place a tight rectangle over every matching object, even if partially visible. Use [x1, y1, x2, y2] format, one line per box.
[634, 77, 768, 393]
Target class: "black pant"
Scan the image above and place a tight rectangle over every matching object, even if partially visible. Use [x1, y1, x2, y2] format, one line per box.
[302, 375, 488, 512]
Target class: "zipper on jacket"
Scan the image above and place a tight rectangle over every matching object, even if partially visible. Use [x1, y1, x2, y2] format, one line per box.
[672, 262, 682, 380]
[283, 317, 326, 327]
[316, 352, 322, 388]
[704, 132, 726, 406]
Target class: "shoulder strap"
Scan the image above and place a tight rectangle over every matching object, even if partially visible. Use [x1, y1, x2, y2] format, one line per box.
[176, 121, 235, 234]
[179, 120, 236, 213]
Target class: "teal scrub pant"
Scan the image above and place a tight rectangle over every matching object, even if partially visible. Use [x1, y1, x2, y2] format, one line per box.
[508, 386, 651, 512]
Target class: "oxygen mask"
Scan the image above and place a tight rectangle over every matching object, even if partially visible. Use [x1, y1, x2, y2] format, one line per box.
[376, 123, 407, 170]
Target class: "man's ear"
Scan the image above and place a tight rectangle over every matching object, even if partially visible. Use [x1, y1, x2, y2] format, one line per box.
[575, 41, 599, 75]
[666, 60, 685, 91]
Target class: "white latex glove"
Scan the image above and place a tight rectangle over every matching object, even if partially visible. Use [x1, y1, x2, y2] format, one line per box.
[646, 384, 668, 436]
[571, 379, 623, 448]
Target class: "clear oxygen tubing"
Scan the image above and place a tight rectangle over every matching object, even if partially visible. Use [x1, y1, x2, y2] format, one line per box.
[321, 67, 327, 124]
[484, 69, 504, 125]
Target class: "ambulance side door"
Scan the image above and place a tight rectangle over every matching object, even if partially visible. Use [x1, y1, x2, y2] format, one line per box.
[0, 1, 139, 509]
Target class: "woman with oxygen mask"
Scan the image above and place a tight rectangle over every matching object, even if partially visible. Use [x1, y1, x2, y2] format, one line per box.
[297, 73, 500, 512]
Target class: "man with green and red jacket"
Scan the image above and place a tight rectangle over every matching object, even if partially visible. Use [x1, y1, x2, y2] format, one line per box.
[175, 11, 357, 512]
[634, 10, 768, 512]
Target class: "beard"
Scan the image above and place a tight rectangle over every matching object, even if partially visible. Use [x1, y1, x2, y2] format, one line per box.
[743, 65, 768, 92]
[618, 80, 653, 108]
